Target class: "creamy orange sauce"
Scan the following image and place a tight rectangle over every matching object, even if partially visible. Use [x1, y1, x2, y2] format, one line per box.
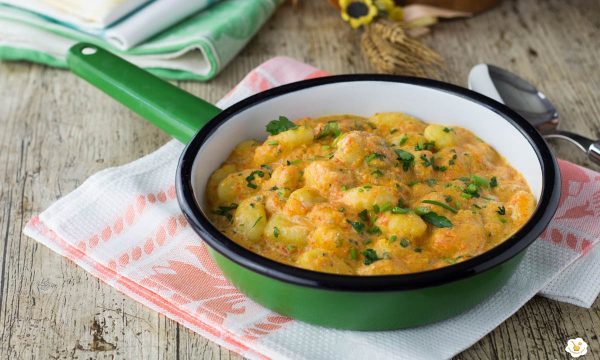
[206, 113, 536, 275]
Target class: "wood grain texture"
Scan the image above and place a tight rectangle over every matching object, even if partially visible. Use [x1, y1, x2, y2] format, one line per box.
[0, 0, 598, 359]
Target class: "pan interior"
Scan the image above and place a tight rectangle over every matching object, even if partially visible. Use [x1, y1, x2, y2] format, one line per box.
[189, 80, 543, 216]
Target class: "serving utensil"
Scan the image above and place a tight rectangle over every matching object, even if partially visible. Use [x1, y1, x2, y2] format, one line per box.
[468, 64, 600, 165]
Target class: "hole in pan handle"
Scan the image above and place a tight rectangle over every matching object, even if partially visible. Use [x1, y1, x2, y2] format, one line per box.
[66, 43, 222, 144]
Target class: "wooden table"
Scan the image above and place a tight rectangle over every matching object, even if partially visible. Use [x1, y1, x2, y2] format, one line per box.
[1, 0, 599, 358]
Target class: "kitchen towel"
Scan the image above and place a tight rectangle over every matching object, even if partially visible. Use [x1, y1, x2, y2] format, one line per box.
[23, 57, 600, 360]
[0, 0, 150, 30]
[0, 0, 281, 80]
[0, 0, 224, 50]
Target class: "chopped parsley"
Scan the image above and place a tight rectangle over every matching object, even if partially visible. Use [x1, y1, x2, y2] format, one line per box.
[371, 169, 384, 177]
[267, 140, 279, 146]
[391, 207, 410, 214]
[251, 217, 263, 228]
[449, 153, 458, 166]
[470, 174, 490, 188]
[490, 176, 498, 188]
[260, 164, 273, 173]
[415, 208, 453, 228]
[213, 203, 238, 223]
[426, 178, 438, 187]
[497, 206, 506, 215]
[367, 226, 382, 235]
[443, 256, 462, 264]
[443, 127, 452, 133]
[346, 219, 365, 234]
[415, 140, 435, 151]
[420, 154, 447, 171]
[245, 170, 265, 189]
[265, 116, 298, 135]
[365, 152, 386, 164]
[397, 133, 409, 145]
[350, 247, 358, 261]
[316, 121, 341, 139]
[400, 238, 410, 248]
[462, 183, 480, 199]
[273, 226, 280, 238]
[379, 202, 393, 213]
[358, 209, 369, 222]
[286, 159, 302, 165]
[422, 199, 458, 214]
[362, 249, 381, 265]
[389, 235, 398, 242]
[394, 149, 414, 171]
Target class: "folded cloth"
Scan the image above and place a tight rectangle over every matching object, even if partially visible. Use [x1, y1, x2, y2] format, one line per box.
[105, 0, 221, 50]
[23, 57, 600, 360]
[1, 0, 224, 50]
[0, 0, 281, 80]
[0, 0, 150, 30]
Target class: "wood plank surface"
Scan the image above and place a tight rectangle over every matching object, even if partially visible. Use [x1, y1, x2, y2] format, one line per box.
[1, 0, 599, 358]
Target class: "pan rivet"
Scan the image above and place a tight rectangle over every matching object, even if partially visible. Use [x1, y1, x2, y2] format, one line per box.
[81, 47, 97, 55]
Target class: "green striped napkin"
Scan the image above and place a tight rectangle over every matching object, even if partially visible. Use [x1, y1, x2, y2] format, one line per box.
[0, 0, 282, 80]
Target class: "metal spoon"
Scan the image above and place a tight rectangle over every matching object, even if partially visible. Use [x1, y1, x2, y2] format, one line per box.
[468, 64, 600, 165]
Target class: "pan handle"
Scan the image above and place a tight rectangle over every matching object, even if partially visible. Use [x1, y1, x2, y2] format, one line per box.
[67, 43, 222, 143]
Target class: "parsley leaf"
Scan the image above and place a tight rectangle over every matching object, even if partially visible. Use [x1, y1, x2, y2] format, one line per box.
[213, 203, 238, 223]
[371, 169, 384, 177]
[358, 209, 369, 222]
[422, 199, 458, 214]
[346, 219, 365, 234]
[420, 154, 447, 171]
[251, 216, 263, 228]
[497, 206, 506, 215]
[273, 226, 280, 238]
[400, 238, 410, 248]
[265, 116, 298, 135]
[470, 174, 490, 188]
[391, 207, 410, 214]
[420, 211, 453, 228]
[245, 170, 265, 189]
[362, 249, 381, 265]
[367, 226, 382, 235]
[350, 247, 358, 261]
[415, 140, 435, 151]
[394, 149, 414, 171]
[490, 176, 498, 188]
[316, 121, 341, 139]
[397, 133, 409, 145]
[365, 152, 386, 164]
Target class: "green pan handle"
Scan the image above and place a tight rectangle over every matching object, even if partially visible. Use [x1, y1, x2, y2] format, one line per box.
[66, 43, 222, 143]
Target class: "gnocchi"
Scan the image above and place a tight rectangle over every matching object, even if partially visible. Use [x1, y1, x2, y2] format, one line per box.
[207, 113, 536, 275]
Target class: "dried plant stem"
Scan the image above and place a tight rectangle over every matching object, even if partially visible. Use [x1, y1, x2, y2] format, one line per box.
[361, 18, 443, 77]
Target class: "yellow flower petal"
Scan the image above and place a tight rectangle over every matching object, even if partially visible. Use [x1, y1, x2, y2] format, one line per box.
[340, 0, 378, 29]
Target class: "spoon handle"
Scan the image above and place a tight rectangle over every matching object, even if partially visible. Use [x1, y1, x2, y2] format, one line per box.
[543, 130, 600, 165]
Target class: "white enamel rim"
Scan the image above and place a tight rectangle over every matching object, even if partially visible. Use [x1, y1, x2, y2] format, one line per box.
[176, 75, 560, 291]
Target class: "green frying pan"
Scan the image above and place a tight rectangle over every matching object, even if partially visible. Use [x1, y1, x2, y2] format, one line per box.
[66, 42, 560, 330]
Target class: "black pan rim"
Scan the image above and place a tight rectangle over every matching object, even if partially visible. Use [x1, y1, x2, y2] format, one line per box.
[176, 74, 561, 292]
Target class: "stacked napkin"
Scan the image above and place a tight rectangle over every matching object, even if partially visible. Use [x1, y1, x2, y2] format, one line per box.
[24, 57, 600, 359]
[0, 0, 282, 80]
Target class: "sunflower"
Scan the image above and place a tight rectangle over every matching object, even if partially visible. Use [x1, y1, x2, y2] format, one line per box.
[375, 0, 404, 22]
[340, 0, 378, 29]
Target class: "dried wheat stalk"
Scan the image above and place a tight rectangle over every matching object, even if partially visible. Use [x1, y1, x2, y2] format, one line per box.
[362, 18, 443, 77]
